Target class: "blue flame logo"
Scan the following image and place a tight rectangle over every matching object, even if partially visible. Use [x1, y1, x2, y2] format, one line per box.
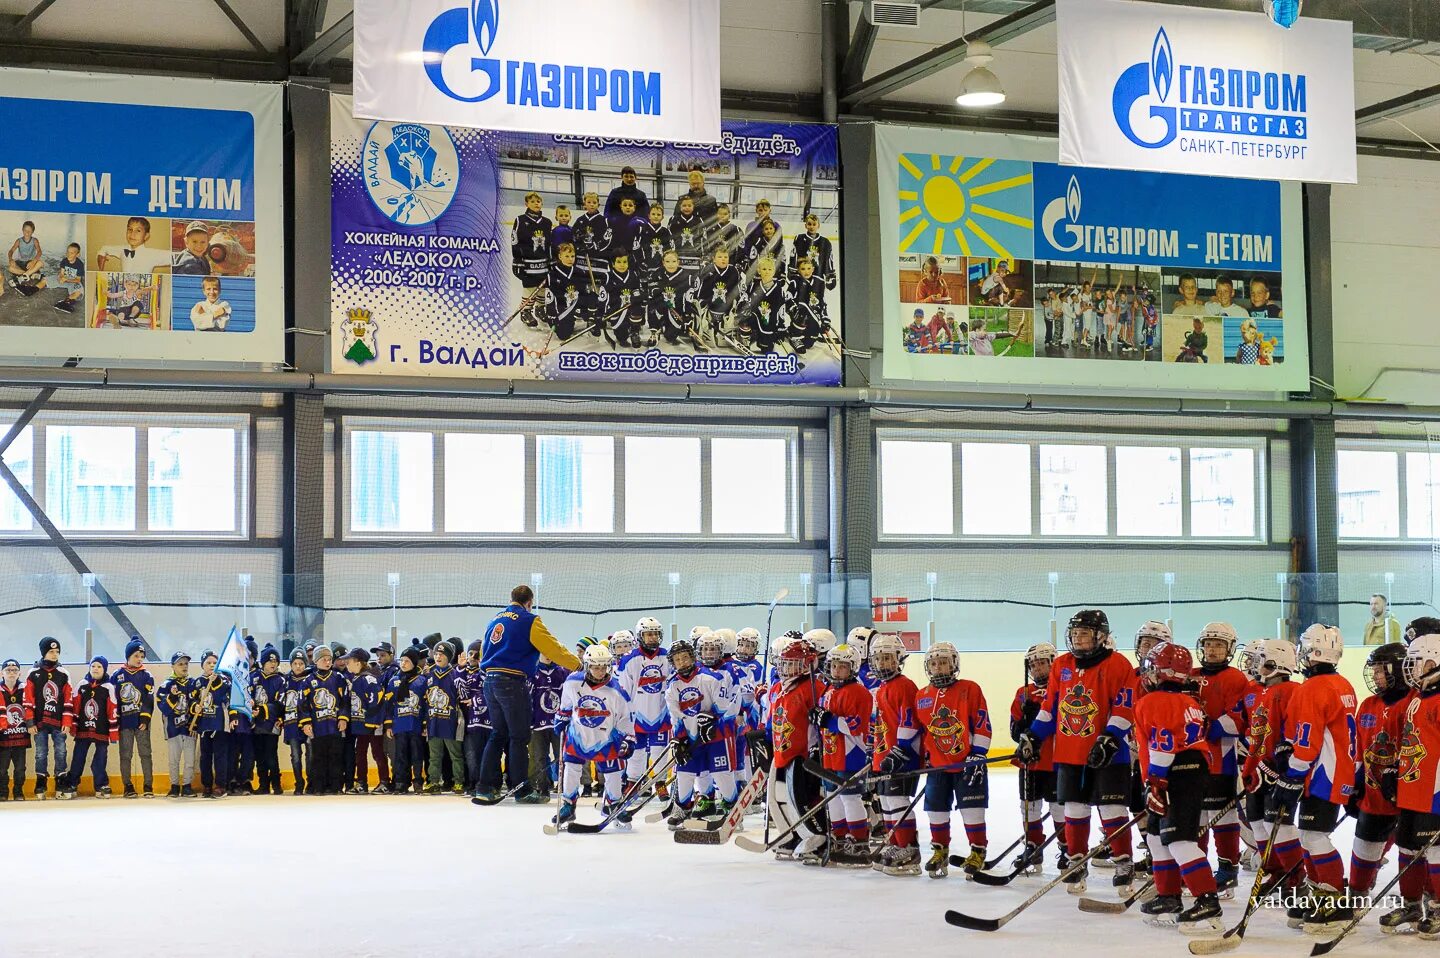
[1066, 176, 1081, 222]
[471, 0, 497, 56]
[1111, 26, 1178, 149]
[1151, 28, 1172, 103]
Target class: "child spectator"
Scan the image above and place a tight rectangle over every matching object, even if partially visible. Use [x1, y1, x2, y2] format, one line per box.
[54, 243, 84, 313]
[419, 640, 463, 795]
[300, 645, 350, 796]
[345, 648, 388, 794]
[530, 654, 568, 799]
[189, 276, 232, 331]
[0, 658, 30, 801]
[191, 649, 233, 799]
[386, 643, 427, 794]
[282, 648, 310, 795]
[111, 637, 155, 798]
[459, 640, 490, 797]
[157, 652, 197, 797]
[24, 636, 71, 799]
[251, 645, 286, 795]
[59, 656, 118, 799]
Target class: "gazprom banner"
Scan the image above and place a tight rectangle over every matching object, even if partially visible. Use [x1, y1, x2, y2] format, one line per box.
[1057, 0, 1355, 184]
[353, 0, 722, 144]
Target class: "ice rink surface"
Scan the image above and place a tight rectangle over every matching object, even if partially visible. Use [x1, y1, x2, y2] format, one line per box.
[7, 769, 1413, 958]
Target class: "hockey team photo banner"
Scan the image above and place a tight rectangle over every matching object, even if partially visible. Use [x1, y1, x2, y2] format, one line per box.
[876, 123, 1310, 394]
[331, 94, 842, 385]
[0, 68, 283, 364]
[1057, 0, 1356, 184]
[353, 0, 722, 144]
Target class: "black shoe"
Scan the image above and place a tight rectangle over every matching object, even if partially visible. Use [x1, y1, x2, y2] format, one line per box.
[1178, 893, 1224, 935]
[166, 786, 180, 798]
[123, 785, 138, 799]
[181, 786, 196, 798]
[354, 784, 369, 795]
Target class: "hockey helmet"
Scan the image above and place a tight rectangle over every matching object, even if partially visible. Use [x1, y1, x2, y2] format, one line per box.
[923, 642, 960, 688]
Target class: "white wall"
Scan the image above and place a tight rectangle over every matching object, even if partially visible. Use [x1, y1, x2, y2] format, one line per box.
[1332, 155, 1440, 403]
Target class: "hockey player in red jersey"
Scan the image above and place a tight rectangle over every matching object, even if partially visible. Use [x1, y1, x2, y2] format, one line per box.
[1016, 609, 1137, 892]
[766, 636, 819, 861]
[1239, 639, 1305, 891]
[1190, 621, 1250, 895]
[869, 634, 922, 876]
[1133, 641, 1223, 933]
[1349, 643, 1412, 906]
[1112, 621, 1170, 875]
[810, 643, 873, 867]
[1382, 633, 1440, 936]
[913, 642, 992, 878]
[1262, 625, 1359, 934]
[1011, 641, 1062, 875]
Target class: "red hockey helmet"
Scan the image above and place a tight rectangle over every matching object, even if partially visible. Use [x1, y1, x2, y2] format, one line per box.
[777, 637, 816, 680]
[1143, 640, 1194, 689]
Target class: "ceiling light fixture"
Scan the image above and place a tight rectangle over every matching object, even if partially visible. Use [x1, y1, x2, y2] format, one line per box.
[955, 40, 1006, 107]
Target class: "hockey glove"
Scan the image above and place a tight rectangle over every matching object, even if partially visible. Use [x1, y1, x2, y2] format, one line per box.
[695, 712, 718, 744]
[962, 755, 988, 788]
[1019, 698, 1041, 726]
[879, 748, 908, 775]
[1257, 743, 1295, 785]
[673, 736, 694, 766]
[1235, 735, 1250, 762]
[1241, 764, 1261, 794]
[618, 738, 635, 760]
[554, 721, 569, 744]
[808, 743, 822, 765]
[1379, 766, 1398, 804]
[807, 707, 833, 731]
[1014, 732, 1042, 766]
[748, 734, 774, 773]
[1086, 733, 1122, 769]
[1265, 772, 1304, 821]
[1145, 777, 1170, 817]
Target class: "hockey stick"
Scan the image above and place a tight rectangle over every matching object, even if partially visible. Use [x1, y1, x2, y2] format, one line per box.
[964, 820, 1065, 886]
[674, 765, 771, 846]
[943, 809, 1144, 932]
[1186, 808, 1292, 954]
[1079, 792, 1245, 914]
[563, 750, 678, 835]
[758, 586, 790, 848]
[500, 286, 545, 332]
[1309, 828, 1440, 956]
[733, 764, 870, 854]
[470, 780, 528, 807]
[803, 752, 1019, 789]
[559, 305, 628, 349]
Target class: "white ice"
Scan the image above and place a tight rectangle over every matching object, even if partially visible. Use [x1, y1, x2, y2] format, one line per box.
[6, 769, 1407, 958]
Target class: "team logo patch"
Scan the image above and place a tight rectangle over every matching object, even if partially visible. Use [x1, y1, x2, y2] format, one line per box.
[637, 663, 665, 692]
[575, 694, 611, 729]
[1365, 730, 1397, 791]
[1359, 712, 1378, 729]
[677, 685, 705, 716]
[362, 122, 459, 226]
[916, 696, 934, 709]
[1398, 708, 1426, 785]
[1058, 667, 1074, 683]
[927, 704, 968, 756]
[1059, 685, 1098, 738]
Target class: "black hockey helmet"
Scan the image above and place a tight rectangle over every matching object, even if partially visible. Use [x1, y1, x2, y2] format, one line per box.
[1365, 642, 1408, 695]
[1405, 617, 1440, 646]
[1066, 609, 1111, 661]
[668, 637, 698, 675]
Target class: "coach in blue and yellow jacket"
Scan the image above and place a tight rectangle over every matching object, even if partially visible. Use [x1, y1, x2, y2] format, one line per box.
[474, 584, 579, 803]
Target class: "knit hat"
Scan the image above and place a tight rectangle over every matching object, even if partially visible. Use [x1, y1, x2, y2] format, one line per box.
[289, 648, 307, 665]
[125, 637, 145, 661]
[399, 644, 426, 670]
[39, 636, 60, 656]
[89, 655, 109, 672]
[466, 639, 484, 656]
[199, 649, 218, 666]
[170, 651, 191, 666]
[245, 637, 260, 660]
[312, 645, 333, 662]
[1, 658, 18, 670]
[422, 633, 443, 651]
[259, 644, 280, 665]
[432, 640, 453, 660]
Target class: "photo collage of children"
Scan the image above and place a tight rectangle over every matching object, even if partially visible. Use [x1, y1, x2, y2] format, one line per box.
[902, 256, 1285, 366]
[0, 212, 258, 335]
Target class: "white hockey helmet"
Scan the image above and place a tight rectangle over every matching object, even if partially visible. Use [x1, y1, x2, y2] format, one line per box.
[1403, 633, 1440, 689]
[1253, 637, 1297, 678]
[1196, 622, 1239, 663]
[846, 627, 878, 662]
[1024, 641, 1057, 685]
[711, 627, 738, 657]
[635, 616, 664, 651]
[582, 644, 615, 679]
[1237, 638, 1263, 680]
[803, 628, 838, 656]
[868, 634, 907, 681]
[1135, 620, 1172, 647]
[735, 627, 761, 658]
[608, 629, 636, 658]
[826, 643, 862, 679]
[1297, 624, 1343, 671]
[697, 631, 726, 668]
[924, 641, 960, 688]
[689, 625, 712, 644]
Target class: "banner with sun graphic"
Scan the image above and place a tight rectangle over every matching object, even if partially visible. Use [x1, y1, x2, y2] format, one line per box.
[878, 124, 1308, 394]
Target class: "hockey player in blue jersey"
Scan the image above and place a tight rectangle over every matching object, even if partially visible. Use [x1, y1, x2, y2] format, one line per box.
[664, 637, 741, 828]
[619, 616, 673, 797]
[553, 644, 634, 829]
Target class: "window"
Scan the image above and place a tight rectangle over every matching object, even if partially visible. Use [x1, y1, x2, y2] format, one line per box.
[1337, 449, 1399, 539]
[0, 425, 34, 532]
[46, 425, 136, 531]
[881, 440, 953, 536]
[961, 442, 1030, 536]
[1406, 452, 1440, 540]
[1190, 447, 1258, 538]
[1039, 444, 1106, 536]
[444, 433, 525, 533]
[712, 437, 788, 535]
[625, 436, 701, 534]
[148, 427, 238, 532]
[349, 431, 434, 533]
[1116, 446, 1182, 537]
[537, 435, 614, 534]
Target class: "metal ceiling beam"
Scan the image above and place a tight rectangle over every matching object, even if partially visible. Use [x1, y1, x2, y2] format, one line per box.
[211, 0, 270, 56]
[840, 0, 1054, 107]
[1356, 83, 1440, 130]
[293, 10, 352, 75]
[841, 15, 879, 90]
[3, 0, 58, 37]
[0, 37, 283, 79]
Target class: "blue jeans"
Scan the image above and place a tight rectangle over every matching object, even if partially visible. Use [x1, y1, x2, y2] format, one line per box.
[480, 672, 533, 794]
[33, 727, 67, 784]
[66, 739, 109, 792]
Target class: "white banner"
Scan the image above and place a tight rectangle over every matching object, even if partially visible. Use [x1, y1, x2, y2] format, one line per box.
[353, 0, 722, 144]
[1057, 0, 1355, 184]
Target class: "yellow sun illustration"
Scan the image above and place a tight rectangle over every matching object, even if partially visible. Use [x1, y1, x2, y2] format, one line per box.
[897, 154, 1035, 259]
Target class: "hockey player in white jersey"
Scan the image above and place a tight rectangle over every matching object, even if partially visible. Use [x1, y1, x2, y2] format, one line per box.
[553, 645, 634, 829]
[704, 628, 757, 791]
[608, 630, 636, 659]
[618, 617, 673, 797]
[664, 636, 741, 828]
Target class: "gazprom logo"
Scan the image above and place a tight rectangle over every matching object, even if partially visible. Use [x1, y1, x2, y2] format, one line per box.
[1042, 175, 1084, 253]
[422, 0, 662, 116]
[1111, 24, 1309, 150]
